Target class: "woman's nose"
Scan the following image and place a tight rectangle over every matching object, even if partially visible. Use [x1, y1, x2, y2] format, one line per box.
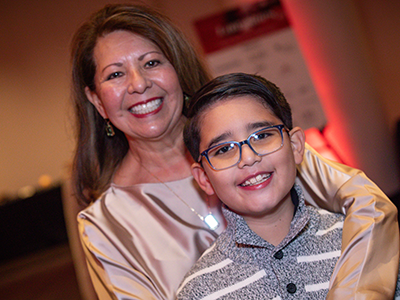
[127, 69, 151, 94]
[237, 144, 262, 168]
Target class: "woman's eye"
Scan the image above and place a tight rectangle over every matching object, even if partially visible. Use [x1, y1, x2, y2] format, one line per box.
[145, 60, 160, 68]
[107, 72, 123, 80]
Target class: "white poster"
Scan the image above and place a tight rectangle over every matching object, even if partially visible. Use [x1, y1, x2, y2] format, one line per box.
[194, 0, 326, 130]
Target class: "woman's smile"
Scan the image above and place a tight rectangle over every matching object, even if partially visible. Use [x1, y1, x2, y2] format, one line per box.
[129, 98, 163, 117]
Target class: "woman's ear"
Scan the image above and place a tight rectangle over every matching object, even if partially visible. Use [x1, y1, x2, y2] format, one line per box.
[191, 162, 216, 196]
[85, 86, 108, 119]
[289, 127, 306, 165]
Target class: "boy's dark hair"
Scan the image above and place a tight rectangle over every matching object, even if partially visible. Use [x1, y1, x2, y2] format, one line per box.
[184, 73, 293, 162]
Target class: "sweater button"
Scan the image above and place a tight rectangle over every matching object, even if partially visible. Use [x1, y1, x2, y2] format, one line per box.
[273, 250, 283, 259]
[286, 283, 297, 294]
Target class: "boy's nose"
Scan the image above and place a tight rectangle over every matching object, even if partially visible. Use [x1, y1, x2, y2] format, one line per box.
[127, 70, 152, 94]
[238, 144, 261, 168]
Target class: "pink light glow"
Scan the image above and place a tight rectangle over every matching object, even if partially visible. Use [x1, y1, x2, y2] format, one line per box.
[304, 127, 342, 163]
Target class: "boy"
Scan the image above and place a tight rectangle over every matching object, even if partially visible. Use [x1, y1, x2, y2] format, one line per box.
[177, 73, 400, 299]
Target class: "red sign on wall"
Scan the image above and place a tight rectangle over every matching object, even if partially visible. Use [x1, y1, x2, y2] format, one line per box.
[194, 0, 289, 54]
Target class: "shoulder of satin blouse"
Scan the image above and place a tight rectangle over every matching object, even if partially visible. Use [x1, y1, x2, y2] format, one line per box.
[78, 186, 113, 221]
[295, 143, 394, 212]
[76, 185, 141, 243]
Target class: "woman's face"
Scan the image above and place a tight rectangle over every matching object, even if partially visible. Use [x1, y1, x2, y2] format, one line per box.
[86, 30, 184, 142]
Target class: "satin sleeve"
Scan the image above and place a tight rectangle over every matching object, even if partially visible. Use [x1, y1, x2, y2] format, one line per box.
[78, 217, 162, 300]
[296, 143, 399, 299]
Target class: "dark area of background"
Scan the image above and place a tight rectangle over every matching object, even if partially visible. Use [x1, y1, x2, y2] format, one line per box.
[0, 187, 82, 300]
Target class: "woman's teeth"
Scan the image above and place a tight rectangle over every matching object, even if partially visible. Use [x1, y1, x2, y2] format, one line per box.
[241, 173, 271, 187]
[130, 99, 162, 115]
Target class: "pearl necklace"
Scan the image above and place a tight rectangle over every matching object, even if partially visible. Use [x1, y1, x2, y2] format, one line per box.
[141, 164, 220, 231]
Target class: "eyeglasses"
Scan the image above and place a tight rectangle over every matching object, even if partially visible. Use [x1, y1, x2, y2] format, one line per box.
[199, 124, 285, 170]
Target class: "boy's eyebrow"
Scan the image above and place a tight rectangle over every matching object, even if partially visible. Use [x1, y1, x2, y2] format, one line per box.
[205, 120, 277, 149]
[206, 132, 232, 149]
[247, 121, 275, 131]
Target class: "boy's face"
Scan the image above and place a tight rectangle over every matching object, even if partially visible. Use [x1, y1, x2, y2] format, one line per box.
[192, 96, 305, 222]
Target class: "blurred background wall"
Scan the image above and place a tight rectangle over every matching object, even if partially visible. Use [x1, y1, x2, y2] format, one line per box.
[0, 1, 399, 299]
[0, 0, 399, 199]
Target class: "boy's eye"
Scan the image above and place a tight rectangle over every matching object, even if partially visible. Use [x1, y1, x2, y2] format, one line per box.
[213, 143, 236, 156]
[106, 71, 123, 80]
[253, 132, 271, 141]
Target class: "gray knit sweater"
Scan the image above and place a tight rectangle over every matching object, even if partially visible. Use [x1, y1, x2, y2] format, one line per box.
[176, 185, 345, 300]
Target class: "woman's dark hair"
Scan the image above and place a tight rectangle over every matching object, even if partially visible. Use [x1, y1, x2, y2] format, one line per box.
[70, 3, 211, 205]
[184, 73, 292, 162]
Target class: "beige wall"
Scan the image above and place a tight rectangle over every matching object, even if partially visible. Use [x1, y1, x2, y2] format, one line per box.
[1, 0, 399, 198]
[282, 0, 400, 194]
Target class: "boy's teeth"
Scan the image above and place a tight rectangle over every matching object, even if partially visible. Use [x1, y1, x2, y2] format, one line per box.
[130, 99, 162, 114]
[241, 174, 271, 187]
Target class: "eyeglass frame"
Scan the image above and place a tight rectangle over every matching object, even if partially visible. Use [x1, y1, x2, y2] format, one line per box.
[198, 124, 287, 171]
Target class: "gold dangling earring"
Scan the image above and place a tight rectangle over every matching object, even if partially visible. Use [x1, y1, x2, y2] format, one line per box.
[105, 119, 115, 137]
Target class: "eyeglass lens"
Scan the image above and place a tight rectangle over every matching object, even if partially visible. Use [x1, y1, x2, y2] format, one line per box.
[207, 126, 284, 170]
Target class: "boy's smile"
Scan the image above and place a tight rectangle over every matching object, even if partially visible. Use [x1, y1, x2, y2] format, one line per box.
[192, 96, 305, 227]
[239, 173, 272, 189]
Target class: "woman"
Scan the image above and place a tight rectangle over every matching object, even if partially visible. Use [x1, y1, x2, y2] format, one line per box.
[70, 4, 399, 300]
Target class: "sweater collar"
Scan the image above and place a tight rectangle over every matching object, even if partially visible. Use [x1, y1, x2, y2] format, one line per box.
[222, 184, 310, 248]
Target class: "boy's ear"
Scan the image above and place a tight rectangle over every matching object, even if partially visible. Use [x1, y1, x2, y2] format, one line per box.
[289, 127, 306, 165]
[191, 162, 216, 196]
[85, 86, 108, 119]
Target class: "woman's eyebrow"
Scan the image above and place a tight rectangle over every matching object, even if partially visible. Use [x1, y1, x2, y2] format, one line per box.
[100, 50, 163, 73]
[138, 50, 162, 61]
[101, 62, 123, 73]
